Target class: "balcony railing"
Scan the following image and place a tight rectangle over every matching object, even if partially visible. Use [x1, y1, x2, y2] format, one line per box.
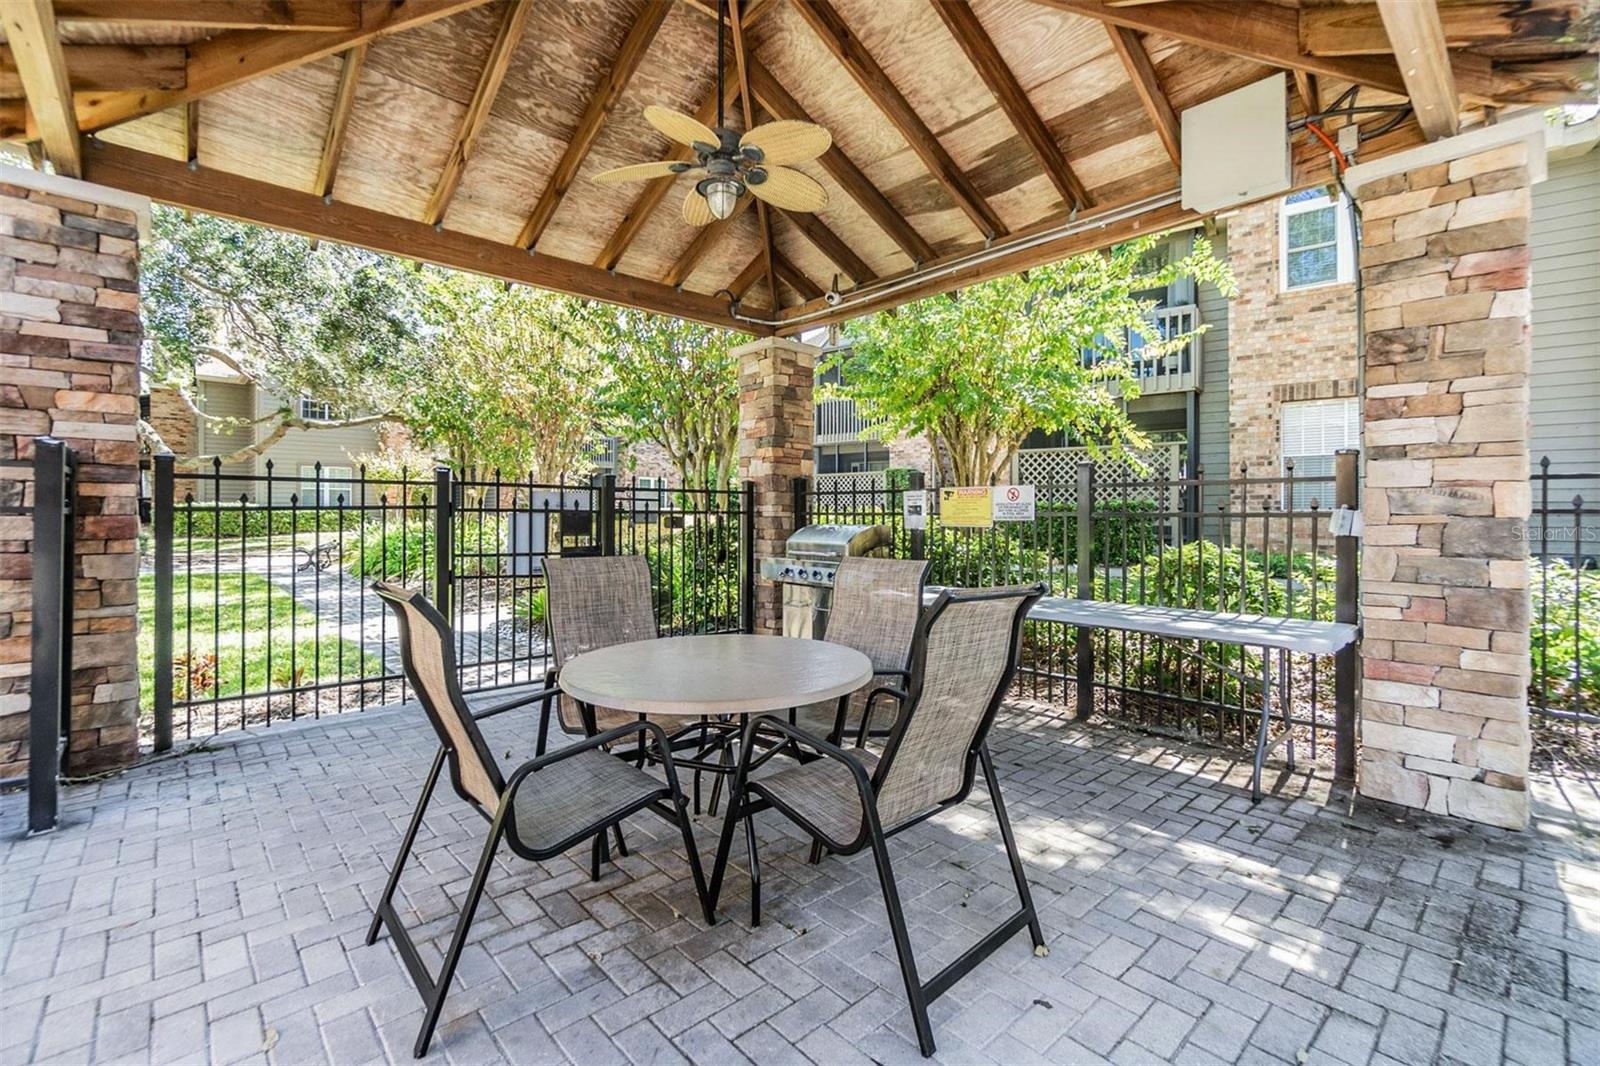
[1096, 304, 1204, 396]
[815, 396, 884, 444]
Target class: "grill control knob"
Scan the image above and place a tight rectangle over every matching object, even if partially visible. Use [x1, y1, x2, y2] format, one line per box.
[782, 566, 793, 578]
[812, 569, 824, 581]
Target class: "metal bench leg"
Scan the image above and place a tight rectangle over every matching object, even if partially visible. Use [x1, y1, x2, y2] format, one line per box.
[1252, 648, 1272, 804]
[1280, 649, 1295, 771]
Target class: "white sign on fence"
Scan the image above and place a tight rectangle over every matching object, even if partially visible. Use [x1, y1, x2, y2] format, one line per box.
[992, 484, 1036, 522]
[903, 489, 928, 530]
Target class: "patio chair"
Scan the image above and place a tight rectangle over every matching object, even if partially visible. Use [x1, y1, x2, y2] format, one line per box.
[367, 582, 711, 1058]
[539, 554, 663, 752]
[707, 584, 1048, 1058]
[791, 555, 930, 746]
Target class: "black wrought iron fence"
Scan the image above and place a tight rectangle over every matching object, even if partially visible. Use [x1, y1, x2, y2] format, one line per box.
[149, 456, 752, 744]
[1531, 457, 1596, 744]
[805, 453, 1358, 765]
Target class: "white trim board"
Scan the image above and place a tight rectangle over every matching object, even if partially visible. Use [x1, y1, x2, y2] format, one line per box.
[1344, 110, 1550, 196]
[0, 154, 152, 237]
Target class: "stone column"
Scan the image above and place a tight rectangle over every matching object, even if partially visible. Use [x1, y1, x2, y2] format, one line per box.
[734, 335, 817, 635]
[1347, 114, 1548, 830]
[0, 169, 148, 778]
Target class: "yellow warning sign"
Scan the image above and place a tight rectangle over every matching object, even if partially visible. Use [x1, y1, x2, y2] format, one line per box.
[939, 486, 993, 528]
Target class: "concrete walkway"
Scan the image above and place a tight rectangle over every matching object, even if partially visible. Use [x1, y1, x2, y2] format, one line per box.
[2, 702, 1596, 1065]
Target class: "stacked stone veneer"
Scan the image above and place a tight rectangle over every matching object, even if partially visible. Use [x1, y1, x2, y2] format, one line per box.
[0, 173, 146, 779]
[735, 336, 816, 634]
[146, 384, 196, 458]
[1353, 137, 1538, 830]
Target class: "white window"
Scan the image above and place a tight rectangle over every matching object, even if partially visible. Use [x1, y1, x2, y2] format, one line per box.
[299, 464, 353, 506]
[298, 397, 334, 421]
[1280, 398, 1358, 510]
[633, 476, 667, 511]
[1280, 188, 1354, 290]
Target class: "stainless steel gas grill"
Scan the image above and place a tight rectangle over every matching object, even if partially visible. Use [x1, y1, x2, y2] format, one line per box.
[759, 523, 892, 639]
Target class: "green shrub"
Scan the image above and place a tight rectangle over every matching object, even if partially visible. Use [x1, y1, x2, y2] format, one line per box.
[342, 514, 506, 581]
[173, 504, 351, 539]
[643, 518, 740, 632]
[1532, 560, 1600, 712]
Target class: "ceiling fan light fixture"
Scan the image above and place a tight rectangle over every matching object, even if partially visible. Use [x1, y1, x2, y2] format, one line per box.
[703, 177, 742, 220]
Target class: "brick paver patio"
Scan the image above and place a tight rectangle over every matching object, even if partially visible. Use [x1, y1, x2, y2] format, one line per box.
[3, 699, 1597, 1065]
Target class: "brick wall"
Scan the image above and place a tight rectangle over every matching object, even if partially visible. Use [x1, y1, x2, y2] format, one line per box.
[0, 172, 147, 779]
[147, 384, 196, 458]
[1351, 128, 1541, 831]
[1225, 197, 1361, 532]
[618, 439, 679, 483]
[735, 336, 815, 634]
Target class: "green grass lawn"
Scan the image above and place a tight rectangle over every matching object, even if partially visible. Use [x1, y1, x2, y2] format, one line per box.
[137, 571, 379, 714]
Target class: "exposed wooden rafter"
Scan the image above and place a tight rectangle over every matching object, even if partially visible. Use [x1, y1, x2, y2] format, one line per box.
[1376, 0, 1460, 140]
[1033, 0, 1595, 106]
[791, 0, 1008, 241]
[662, 194, 751, 289]
[0, 44, 184, 97]
[728, 0, 777, 305]
[517, 0, 672, 250]
[1104, 24, 1180, 167]
[53, 0, 493, 137]
[931, 0, 1090, 211]
[426, 0, 534, 227]
[773, 250, 823, 303]
[780, 207, 875, 286]
[728, 251, 767, 304]
[1293, 69, 1321, 115]
[678, 0, 778, 32]
[2, 0, 79, 177]
[313, 42, 366, 201]
[54, 1, 362, 30]
[183, 99, 199, 168]
[83, 141, 757, 333]
[746, 56, 934, 266]
[592, 74, 742, 272]
[1299, 1, 1587, 56]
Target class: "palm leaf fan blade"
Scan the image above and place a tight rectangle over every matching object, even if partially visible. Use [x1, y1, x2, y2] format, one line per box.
[644, 104, 718, 148]
[747, 166, 827, 212]
[741, 120, 831, 166]
[682, 187, 715, 226]
[593, 160, 685, 184]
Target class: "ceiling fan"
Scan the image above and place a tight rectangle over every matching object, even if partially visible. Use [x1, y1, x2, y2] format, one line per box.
[592, 0, 830, 225]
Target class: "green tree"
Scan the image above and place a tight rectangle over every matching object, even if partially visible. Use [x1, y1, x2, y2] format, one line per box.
[830, 232, 1234, 485]
[141, 206, 427, 467]
[409, 276, 603, 482]
[584, 308, 741, 491]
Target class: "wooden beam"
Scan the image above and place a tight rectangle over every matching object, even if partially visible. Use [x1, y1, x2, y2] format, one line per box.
[0, 44, 185, 97]
[678, 0, 779, 31]
[781, 207, 875, 285]
[1300, 1, 1586, 56]
[592, 74, 741, 272]
[518, 0, 671, 249]
[1292, 69, 1321, 115]
[930, 0, 1090, 210]
[728, 252, 767, 303]
[65, 0, 492, 136]
[790, 0, 1008, 241]
[746, 56, 934, 266]
[313, 43, 366, 201]
[1104, 24, 1180, 166]
[1376, 0, 1459, 140]
[662, 195, 751, 289]
[427, 1, 534, 227]
[774, 193, 1199, 334]
[1, 0, 80, 177]
[54, 1, 362, 30]
[183, 100, 200, 168]
[728, 0, 777, 306]
[1039, 0, 1593, 106]
[82, 141, 758, 334]
[773, 250, 824, 303]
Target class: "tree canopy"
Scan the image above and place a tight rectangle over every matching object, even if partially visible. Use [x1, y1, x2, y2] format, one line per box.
[830, 232, 1235, 485]
[582, 308, 741, 492]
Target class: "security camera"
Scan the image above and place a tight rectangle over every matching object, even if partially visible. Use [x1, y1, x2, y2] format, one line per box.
[824, 289, 843, 307]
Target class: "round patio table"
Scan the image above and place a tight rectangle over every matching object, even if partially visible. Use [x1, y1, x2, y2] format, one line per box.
[558, 633, 872, 720]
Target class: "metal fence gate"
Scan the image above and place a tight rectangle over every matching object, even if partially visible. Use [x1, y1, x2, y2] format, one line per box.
[150, 457, 753, 745]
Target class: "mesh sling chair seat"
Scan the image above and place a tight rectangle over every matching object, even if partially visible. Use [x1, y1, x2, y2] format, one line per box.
[367, 582, 712, 1058]
[790, 556, 930, 744]
[707, 584, 1049, 1059]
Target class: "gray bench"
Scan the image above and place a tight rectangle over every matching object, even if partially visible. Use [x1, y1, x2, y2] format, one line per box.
[928, 590, 1359, 801]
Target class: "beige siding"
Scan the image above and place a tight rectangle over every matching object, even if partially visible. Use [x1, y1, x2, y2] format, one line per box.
[193, 380, 255, 502]
[1531, 143, 1600, 478]
[251, 388, 383, 505]
[1196, 228, 1231, 524]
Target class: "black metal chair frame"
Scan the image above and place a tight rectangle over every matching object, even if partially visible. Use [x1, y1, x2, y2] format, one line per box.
[367, 585, 712, 1059]
[707, 585, 1049, 1058]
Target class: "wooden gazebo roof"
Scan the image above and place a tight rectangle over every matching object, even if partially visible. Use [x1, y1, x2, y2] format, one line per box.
[3, 0, 1595, 335]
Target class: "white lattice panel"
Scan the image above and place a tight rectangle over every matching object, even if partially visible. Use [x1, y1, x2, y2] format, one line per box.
[1014, 444, 1183, 509]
